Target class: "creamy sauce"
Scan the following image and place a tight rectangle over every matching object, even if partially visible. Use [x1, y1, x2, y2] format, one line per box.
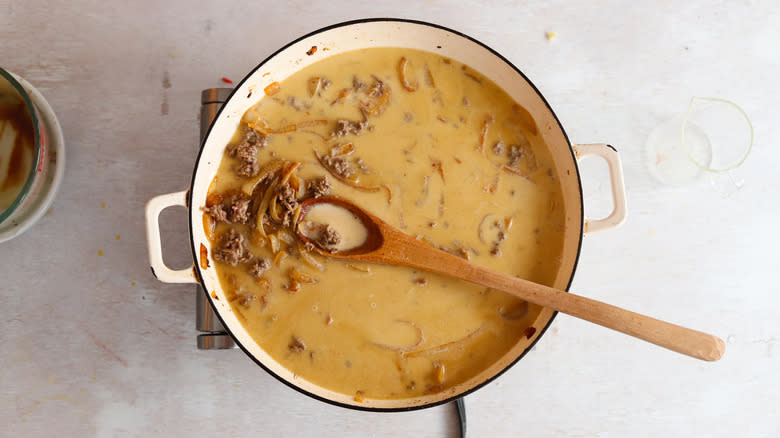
[300, 203, 368, 252]
[206, 47, 566, 400]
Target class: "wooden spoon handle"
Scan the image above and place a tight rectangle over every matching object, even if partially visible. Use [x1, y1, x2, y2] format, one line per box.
[471, 264, 725, 361]
[387, 235, 724, 361]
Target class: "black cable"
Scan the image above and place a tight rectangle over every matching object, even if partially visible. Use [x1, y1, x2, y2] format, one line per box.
[455, 397, 467, 438]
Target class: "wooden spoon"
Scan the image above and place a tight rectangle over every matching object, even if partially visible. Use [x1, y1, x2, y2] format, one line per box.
[296, 196, 725, 362]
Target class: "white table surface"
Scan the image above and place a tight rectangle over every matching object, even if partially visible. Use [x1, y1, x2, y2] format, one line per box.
[2, 1, 778, 436]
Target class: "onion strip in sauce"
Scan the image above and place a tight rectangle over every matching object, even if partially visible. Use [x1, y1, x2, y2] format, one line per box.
[279, 161, 301, 185]
[329, 142, 355, 157]
[402, 325, 483, 358]
[255, 177, 280, 236]
[241, 160, 285, 195]
[477, 116, 491, 154]
[290, 267, 318, 284]
[298, 242, 325, 271]
[499, 164, 535, 183]
[247, 118, 327, 136]
[371, 320, 424, 353]
[398, 57, 418, 92]
[269, 193, 283, 222]
[477, 214, 498, 244]
[268, 233, 281, 254]
[346, 264, 371, 273]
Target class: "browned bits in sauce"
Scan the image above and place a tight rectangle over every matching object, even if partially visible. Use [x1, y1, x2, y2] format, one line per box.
[414, 277, 428, 286]
[524, 326, 537, 339]
[431, 160, 445, 182]
[289, 335, 306, 352]
[433, 362, 445, 384]
[199, 243, 210, 269]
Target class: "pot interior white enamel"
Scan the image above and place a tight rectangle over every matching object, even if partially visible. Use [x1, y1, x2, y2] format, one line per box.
[189, 19, 583, 411]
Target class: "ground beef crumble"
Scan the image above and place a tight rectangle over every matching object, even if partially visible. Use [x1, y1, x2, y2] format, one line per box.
[307, 176, 331, 198]
[507, 143, 537, 171]
[227, 196, 251, 224]
[228, 129, 268, 177]
[321, 155, 354, 179]
[319, 225, 341, 250]
[276, 183, 299, 226]
[203, 204, 228, 223]
[249, 258, 271, 278]
[325, 157, 355, 178]
[203, 193, 251, 224]
[332, 119, 367, 137]
[213, 229, 250, 266]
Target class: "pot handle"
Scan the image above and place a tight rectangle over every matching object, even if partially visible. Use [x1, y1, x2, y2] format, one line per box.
[573, 144, 627, 233]
[145, 190, 198, 284]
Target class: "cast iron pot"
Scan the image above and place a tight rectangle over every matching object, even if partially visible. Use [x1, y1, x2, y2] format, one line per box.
[145, 18, 627, 411]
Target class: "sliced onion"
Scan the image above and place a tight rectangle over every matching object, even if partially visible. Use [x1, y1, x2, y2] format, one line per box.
[403, 325, 482, 358]
[399, 57, 418, 92]
[298, 242, 324, 271]
[290, 267, 318, 284]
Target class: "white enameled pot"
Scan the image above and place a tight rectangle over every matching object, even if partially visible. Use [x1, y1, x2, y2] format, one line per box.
[145, 19, 626, 411]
